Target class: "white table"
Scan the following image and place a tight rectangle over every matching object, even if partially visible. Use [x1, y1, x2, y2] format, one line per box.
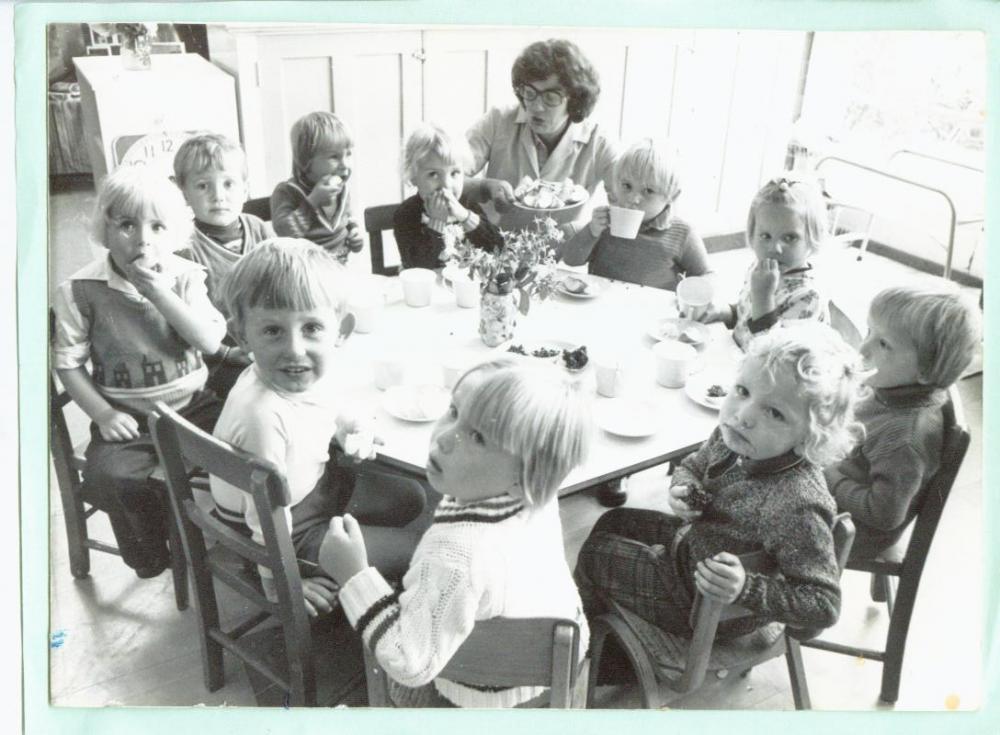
[329, 273, 743, 497]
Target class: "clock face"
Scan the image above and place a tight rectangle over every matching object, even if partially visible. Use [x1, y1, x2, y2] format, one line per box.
[113, 131, 196, 177]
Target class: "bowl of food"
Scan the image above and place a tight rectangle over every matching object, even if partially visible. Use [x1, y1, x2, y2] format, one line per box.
[507, 341, 590, 373]
[507, 177, 589, 228]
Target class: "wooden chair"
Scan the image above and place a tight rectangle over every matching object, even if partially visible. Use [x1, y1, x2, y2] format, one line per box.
[363, 617, 585, 708]
[242, 197, 272, 222]
[829, 300, 863, 350]
[799, 386, 970, 703]
[363, 203, 401, 276]
[49, 371, 190, 610]
[150, 400, 335, 706]
[587, 513, 855, 709]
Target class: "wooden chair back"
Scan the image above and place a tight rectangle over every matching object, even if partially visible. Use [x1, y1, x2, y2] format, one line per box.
[149, 401, 317, 706]
[364, 617, 582, 708]
[363, 203, 401, 276]
[242, 196, 272, 222]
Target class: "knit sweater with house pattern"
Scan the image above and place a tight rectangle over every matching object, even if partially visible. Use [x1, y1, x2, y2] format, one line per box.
[338, 494, 588, 708]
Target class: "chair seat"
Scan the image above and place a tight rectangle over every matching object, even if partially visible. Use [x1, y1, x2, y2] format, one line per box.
[613, 602, 785, 675]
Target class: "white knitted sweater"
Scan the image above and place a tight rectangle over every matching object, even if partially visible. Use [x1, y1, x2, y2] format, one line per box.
[338, 494, 589, 708]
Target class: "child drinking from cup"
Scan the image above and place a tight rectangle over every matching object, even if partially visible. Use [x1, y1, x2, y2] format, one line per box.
[211, 239, 426, 614]
[561, 138, 710, 290]
[271, 111, 364, 264]
[173, 132, 273, 397]
[698, 176, 830, 349]
[826, 283, 980, 561]
[319, 359, 592, 707]
[394, 123, 503, 270]
[576, 324, 865, 642]
[53, 166, 226, 578]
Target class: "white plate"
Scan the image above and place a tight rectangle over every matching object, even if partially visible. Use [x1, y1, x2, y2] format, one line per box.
[594, 398, 663, 438]
[557, 274, 604, 299]
[383, 384, 450, 423]
[684, 371, 733, 411]
[647, 317, 711, 346]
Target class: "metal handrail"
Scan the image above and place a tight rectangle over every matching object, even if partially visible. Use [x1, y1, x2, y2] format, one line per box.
[814, 155, 959, 280]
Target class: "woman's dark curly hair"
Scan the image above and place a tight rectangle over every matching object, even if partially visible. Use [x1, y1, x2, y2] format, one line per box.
[511, 39, 601, 123]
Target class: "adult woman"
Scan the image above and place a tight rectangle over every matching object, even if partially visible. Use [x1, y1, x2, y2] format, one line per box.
[465, 38, 619, 235]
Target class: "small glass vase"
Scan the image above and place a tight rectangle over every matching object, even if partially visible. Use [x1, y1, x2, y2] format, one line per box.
[479, 284, 518, 347]
[121, 33, 153, 71]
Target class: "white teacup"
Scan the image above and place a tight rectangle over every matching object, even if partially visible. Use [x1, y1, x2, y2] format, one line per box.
[653, 339, 697, 388]
[399, 268, 435, 308]
[609, 205, 645, 239]
[441, 351, 476, 390]
[348, 294, 383, 334]
[452, 273, 480, 309]
[593, 354, 626, 398]
[373, 354, 406, 391]
[676, 276, 714, 321]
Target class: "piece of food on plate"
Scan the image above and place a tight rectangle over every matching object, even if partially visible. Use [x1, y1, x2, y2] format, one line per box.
[562, 345, 589, 371]
[678, 325, 703, 345]
[562, 275, 591, 295]
[507, 344, 528, 356]
[706, 384, 727, 398]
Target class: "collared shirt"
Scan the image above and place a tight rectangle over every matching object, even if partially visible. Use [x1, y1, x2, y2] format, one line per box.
[466, 104, 619, 234]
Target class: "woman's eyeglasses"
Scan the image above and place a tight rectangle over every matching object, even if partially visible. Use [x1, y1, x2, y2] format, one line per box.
[517, 83, 567, 108]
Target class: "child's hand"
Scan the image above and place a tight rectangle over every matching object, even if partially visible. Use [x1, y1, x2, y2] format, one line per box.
[124, 261, 175, 301]
[441, 188, 469, 222]
[345, 220, 364, 253]
[695, 552, 746, 605]
[95, 408, 141, 442]
[691, 302, 731, 325]
[302, 576, 340, 617]
[750, 258, 780, 308]
[308, 175, 341, 208]
[424, 191, 451, 222]
[589, 205, 610, 237]
[668, 484, 703, 521]
[318, 514, 369, 586]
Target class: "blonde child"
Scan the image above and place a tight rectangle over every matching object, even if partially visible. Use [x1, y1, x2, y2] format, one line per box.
[211, 239, 426, 614]
[173, 132, 273, 397]
[53, 166, 226, 577]
[270, 112, 364, 263]
[393, 123, 503, 270]
[699, 176, 830, 349]
[826, 284, 980, 561]
[561, 138, 710, 290]
[576, 324, 865, 642]
[320, 360, 592, 707]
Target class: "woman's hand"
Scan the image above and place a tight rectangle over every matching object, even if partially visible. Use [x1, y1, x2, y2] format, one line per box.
[318, 514, 370, 586]
[668, 484, 703, 521]
[483, 178, 516, 212]
[589, 205, 610, 237]
[750, 258, 780, 314]
[695, 552, 747, 604]
[95, 408, 140, 442]
[302, 576, 340, 617]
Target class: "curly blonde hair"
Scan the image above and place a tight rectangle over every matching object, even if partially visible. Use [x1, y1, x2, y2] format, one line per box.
[744, 323, 867, 467]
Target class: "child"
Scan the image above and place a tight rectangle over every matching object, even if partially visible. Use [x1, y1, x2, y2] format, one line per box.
[270, 111, 364, 264]
[699, 176, 830, 349]
[319, 360, 592, 707]
[561, 138, 710, 290]
[210, 238, 426, 615]
[825, 284, 980, 561]
[53, 166, 226, 578]
[393, 123, 504, 270]
[575, 324, 865, 642]
[172, 132, 273, 397]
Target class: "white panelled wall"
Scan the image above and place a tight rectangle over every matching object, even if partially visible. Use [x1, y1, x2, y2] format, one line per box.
[209, 24, 807, 273]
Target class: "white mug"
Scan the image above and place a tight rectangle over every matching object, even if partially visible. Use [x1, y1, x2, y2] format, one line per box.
[348, 295, 383, 334]
[593, 355, 625, 398]
[676, 276, 714, 321]
[373, 355, 406, 391]
[452, 274, 480, 309]
[653, 340, 697, 388]
[399, 268, 435, 308]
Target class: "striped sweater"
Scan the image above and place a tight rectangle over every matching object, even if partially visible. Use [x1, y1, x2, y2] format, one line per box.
[338, 494, 588, 708]
[825, 384, 946, 560]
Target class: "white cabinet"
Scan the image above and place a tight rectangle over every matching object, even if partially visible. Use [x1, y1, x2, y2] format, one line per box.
[73, 53, 240, 183]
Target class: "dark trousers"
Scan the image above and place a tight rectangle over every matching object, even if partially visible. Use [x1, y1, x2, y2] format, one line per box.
[81, 389, 221, 570]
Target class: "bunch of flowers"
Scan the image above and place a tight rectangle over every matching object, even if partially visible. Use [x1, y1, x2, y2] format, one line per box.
[443, 217, 564, 315]
[90, 22, 158, 43]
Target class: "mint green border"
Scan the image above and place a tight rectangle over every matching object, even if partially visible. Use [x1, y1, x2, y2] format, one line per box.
[18, 1, 996, 733]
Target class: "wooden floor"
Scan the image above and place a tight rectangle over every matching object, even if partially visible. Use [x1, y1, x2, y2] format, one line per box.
[48, 183, 985, 710]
